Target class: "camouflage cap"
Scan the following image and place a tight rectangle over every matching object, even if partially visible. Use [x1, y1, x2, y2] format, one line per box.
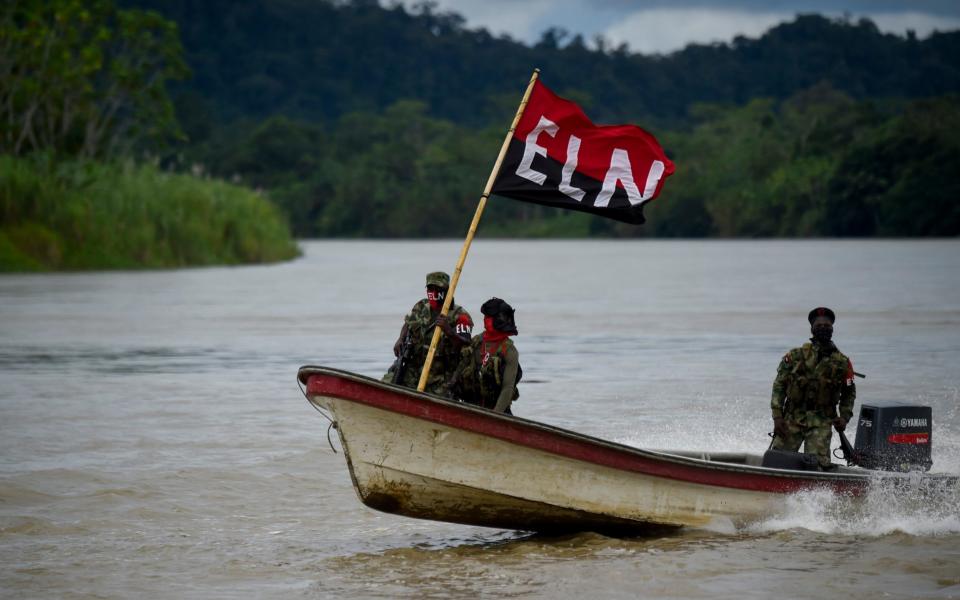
[808, 306, 836, 324]
[425, 271, 450, 288]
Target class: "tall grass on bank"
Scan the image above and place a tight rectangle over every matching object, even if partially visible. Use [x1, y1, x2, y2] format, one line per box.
[0, 155, 299, 271]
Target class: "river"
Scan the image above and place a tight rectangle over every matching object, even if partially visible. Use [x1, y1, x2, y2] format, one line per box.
[2, 240, 959, 599]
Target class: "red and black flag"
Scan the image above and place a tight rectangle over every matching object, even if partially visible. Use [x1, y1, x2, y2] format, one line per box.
[491, 81, 674, 224]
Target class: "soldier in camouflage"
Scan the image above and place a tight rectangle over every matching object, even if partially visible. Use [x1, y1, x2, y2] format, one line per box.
[384, 271, 473, 396]
[770, 307, 856, 469]
[451, 298, 521, 414]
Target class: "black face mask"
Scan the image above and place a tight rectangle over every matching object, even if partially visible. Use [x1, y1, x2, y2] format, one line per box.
[492, 311, 518, 335]
[811, 324, 833, 344]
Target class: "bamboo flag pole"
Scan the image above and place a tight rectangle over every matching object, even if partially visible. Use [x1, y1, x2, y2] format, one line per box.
[416, 68, 541, 392]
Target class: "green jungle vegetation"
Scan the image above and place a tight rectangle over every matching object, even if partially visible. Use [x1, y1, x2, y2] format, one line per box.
[0, 155, 297, 270]
[123, 0, 960, 239]
[180, 88, 960, 239]
[3, 0, 959, 272]
[0, 0, 298, 271]
[124, 0, 960, 126]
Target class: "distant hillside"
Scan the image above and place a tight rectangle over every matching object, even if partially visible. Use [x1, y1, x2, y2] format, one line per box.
[113, 0, 960, 239]
[123, 0, 960, 130]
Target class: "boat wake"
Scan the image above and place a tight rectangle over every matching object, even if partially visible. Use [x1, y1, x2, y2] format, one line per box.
[747, 476, 960, 537]
[618, 388, 960, 537]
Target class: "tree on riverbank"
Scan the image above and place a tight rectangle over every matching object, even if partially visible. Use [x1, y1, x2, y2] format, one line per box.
[1, 0, 188, 158]
[0, 0, 298, 271]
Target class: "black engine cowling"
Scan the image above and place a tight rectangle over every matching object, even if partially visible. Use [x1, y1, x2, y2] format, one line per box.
[854, 402, 932, 472]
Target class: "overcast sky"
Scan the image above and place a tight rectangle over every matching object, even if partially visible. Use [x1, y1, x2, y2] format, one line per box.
[401, 0, 960, 54]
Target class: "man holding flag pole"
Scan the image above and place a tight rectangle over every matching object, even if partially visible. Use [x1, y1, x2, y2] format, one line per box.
[416, 69, 675, 392]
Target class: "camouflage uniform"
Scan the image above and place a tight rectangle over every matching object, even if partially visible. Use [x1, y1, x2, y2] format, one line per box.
[393, 298, 472, 395]
[453, 335, 521, 413]
[770, 340, 856, 468]
[384, 272, 473, 397]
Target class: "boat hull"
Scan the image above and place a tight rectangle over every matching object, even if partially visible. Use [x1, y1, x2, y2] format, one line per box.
[299, 366, 953, 533]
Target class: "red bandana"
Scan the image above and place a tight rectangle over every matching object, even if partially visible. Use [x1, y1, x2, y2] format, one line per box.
[482, 316, 511, 344]
[426, 290, 444, 312]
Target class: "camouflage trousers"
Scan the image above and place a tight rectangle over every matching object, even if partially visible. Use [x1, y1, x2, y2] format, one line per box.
[771, 418, 834, 469]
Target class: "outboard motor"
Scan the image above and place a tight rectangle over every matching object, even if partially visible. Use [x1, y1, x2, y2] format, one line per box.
[853, 401, 932, 472]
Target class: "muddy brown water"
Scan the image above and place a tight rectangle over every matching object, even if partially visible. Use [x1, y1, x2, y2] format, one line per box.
[2, 240, 959, 599]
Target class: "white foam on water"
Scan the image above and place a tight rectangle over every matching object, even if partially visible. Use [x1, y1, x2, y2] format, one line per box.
[748, 476, 960, 537]
[611, 383, 960, 538]
[614, 391, 960, 539]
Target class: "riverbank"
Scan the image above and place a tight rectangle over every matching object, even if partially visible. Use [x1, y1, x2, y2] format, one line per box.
[0, 155, 299, 271]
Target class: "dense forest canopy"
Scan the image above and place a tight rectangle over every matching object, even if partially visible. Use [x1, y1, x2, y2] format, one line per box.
[123, 0, 960, 129]
[45, 0, 960, 238]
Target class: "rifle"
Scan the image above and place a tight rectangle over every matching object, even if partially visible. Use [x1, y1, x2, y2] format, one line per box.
[836, 429, 861, 466]
[391, 332, 414, 385]
[768, 396, 790, 450]
[835, 371, 865, 465]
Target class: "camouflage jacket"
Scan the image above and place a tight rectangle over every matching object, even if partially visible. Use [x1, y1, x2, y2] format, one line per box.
[453, 335, 520, 413]
[404, 299, 473, 385]
[771, 340, 855, 423]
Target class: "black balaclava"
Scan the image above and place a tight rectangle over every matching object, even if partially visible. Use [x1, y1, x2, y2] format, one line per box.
[808, 307, 836, 351]
[812, 321, 833, 345]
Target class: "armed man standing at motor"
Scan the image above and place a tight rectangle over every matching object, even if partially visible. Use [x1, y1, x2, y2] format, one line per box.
[384, 271, 473, 397]
[770, 307, 856, 470]
[451, 298, 521, 414]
